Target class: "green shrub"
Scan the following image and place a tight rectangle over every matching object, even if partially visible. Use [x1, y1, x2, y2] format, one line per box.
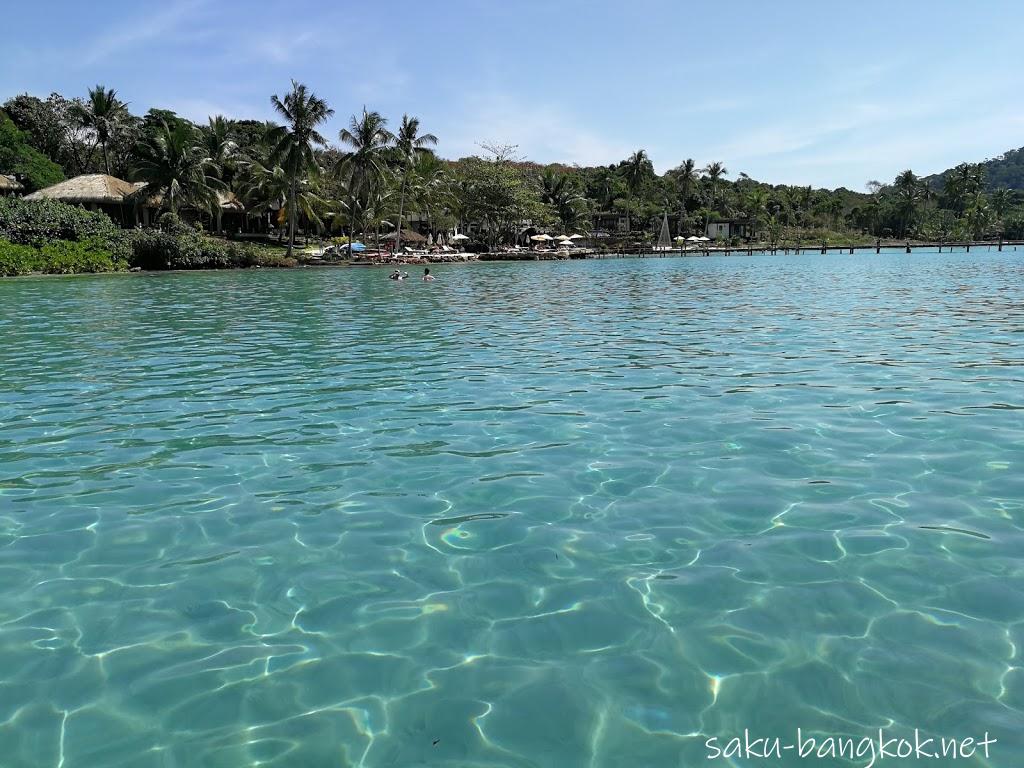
[38, 237, 124, 274]
[0, 237, 124, 276]
[130, 220, 296, 270]
[0, 239, 41, 276]
[0, 197, 131, 262]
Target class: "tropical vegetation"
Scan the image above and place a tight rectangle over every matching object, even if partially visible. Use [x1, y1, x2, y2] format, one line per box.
[3, 81, 1024, 277]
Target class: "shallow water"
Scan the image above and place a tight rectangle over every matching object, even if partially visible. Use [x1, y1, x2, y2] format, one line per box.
[1, 250, 1023, 767]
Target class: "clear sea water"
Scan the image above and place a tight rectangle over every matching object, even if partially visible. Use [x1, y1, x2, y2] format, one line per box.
[1, 249, 1022, 767]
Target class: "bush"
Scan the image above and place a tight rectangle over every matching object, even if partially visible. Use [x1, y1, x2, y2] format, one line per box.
[129, 222, 295, 270]
[38, 237, 125, 274]
[129, 227, 202, 269]
[0, 239, 41, 276]
[0, 197, 131, 262]
[0, 237, 124, 276]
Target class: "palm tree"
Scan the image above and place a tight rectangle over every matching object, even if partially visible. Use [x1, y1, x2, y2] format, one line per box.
[338, 108, 395, 258]
[942, 163, 984, 216]
[240, 161, 327, 240]
[410, 152, 452, 238]
[703, 161, 728, 203]
[893, 170, 926, 238]
[200, 116, 239, 232]
[540, 169, 587, 232]
[133, 120, 220, 216]
[990, 188, 1013, 237]
[267, 80, 334, 256]
[964, 191, 991, 240]
[73, 85, 129, 175]
[621, 150, 651, 233]
[392, 115, 437, 252]
[742, 187, 769, 240]
[673, 158, 697, 232]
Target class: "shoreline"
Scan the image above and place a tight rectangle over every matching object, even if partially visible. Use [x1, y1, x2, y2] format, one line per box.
[2, 240, 1021, 279]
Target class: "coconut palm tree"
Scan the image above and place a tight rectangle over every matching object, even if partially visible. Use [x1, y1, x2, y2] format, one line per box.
[338, 108, 395, 258]
[392, 115, 437, 252]
[240, 160, 327, 240]
[199, 116, 240, 232]
[73, 85, 129, 175]
[703, 161, 728, 203]
[742, 186, 769, 240]
[672, 158, 697, 231]
[620, 150, 652, 233]
[964, 191, 991, 240]
[411, 153, 453, 237]
[989, 188, 1013, 237]
[539, 169, 587, 232]
[893, 170, 927, 238]
[267, 81, 334, 256]
[133, 120, 220, 216]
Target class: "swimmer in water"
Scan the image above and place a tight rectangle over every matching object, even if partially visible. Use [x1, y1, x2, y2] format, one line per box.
[423, 267, 435, 281]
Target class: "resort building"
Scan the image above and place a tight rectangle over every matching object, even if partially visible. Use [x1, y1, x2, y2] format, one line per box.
[0, 174, 24, 196]
[24, 174, 143, 225]
[705, 218, 746, 240]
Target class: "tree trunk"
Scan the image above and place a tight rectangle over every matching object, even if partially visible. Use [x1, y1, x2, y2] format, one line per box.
[347, 191, 355, 259]
[395, 174, 407, 254]
[287, 181, 297, 257]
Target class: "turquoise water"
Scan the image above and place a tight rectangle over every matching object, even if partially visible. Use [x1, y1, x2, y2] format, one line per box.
[1, 250, 1023, 767]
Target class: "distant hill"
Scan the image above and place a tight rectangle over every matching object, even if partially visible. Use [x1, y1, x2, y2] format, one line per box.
[925, 147, 1024, 191]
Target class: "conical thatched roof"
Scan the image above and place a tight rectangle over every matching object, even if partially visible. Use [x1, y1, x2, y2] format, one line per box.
[217, 191, 245, 211]
[0, 175, 23, 192]
[383, 228, 427, 243]
[25, 174, 137, 204]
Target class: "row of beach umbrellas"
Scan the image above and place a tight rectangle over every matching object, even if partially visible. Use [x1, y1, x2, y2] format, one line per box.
[530, 234, 585, 243]
[676, 235, 712, 243]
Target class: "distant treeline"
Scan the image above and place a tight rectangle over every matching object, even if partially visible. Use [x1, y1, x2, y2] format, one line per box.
[2, 85, 1024, 250]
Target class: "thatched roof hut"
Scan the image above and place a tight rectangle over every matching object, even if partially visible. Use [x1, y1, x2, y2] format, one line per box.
[0, 174, 23, 194]
[217, 191, 245, 211]
[384, 228, 427, 244]
[25, 174, 137, 204]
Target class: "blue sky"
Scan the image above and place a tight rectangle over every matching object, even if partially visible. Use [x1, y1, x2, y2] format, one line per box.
[4, 0, 1024, 189]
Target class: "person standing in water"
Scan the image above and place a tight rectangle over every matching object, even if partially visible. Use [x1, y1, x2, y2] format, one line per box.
[423, 268, 435, 282]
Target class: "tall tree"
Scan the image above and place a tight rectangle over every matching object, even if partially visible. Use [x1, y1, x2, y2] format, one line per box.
[392, 114, 437, 252]
[892, 170, 927, 238]
[672, 158, 697, 231]
[200, 116, 239, 232]
[621, 150, 652, 233]
[338, 108, 394, 258]
[72, 85, 129, 175]
[133, 120, 219, 216]
[267, 81, 334, 256]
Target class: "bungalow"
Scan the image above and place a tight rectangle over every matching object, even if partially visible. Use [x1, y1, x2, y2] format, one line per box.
[24, 174, 142, 225]
[0, 174, 23, 196]
[592, 210, 629, 233]
[705, 218, 747, 240]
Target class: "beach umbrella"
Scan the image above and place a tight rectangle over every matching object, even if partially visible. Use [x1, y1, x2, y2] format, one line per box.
[555, 234, 571, 240]
[686, 235, 701, 242]
[697, 236, 711, 242]
[427, 233, 434, 246]
[451, 233, 469, 241]
[674, 236, 686, 242]
[569, 234, 585, 239]
[530, 234, 552, 241]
